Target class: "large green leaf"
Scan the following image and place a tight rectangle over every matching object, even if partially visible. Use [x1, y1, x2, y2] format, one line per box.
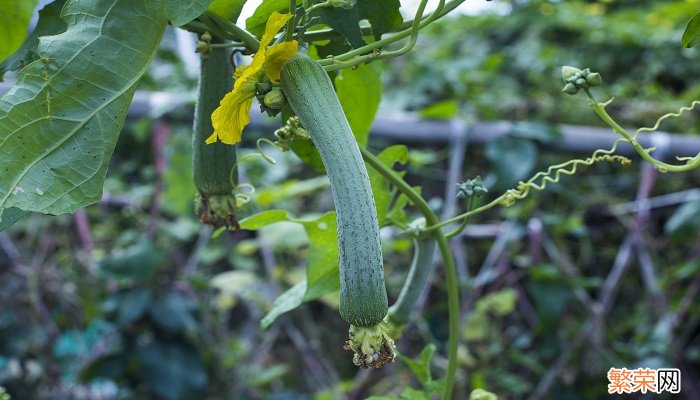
[260, 281, 306, 329]
[139, 340, 208, 399]
[246, 0, 299, 37]
[0, 0, 168, 215]
[288, 137, 325, 173]
[162, 0, 213, 26]
[239, 210, 339, 328]
[208, 0, 247, 22]
[0, 0, 66, 81]
[682, 11, 700, 48]
[312, 5, 365, 48]
[358, 0, 402, 40]
[398, 344, 436, 386]
[485, 138, 537, 191]
[254, 176, 329, 207]
[0, 0, 38, 62]
[335, 62, 382, 147]
[367, 145, 408, 227]
[0, 207, 29, 232]
[664, 198, 700, 240]
[311, 0, 402, 47]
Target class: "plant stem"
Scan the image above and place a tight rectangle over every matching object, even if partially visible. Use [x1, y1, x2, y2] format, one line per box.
[203, 11, 260, 52]
[209, 42, 243, 48]
[445, 197, 475, 239]
[305, 1, 334, 14]
[193, 15, 236, 43]
[360, 147, 459, 400]
[286, 0, 297, 42]
[319, 0, 461, 69]
[584, 89, 700, 172]
[425, 197, 505, 233]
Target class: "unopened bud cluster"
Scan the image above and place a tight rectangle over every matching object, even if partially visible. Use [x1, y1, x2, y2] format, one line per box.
[328, 0, 357, 9]
[457, 176, 487, 199]
[255, 75, 286, 117]
[561, 66, 602, 95]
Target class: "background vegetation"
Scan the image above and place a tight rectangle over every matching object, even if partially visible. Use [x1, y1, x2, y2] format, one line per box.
[1, 0, 699, 399]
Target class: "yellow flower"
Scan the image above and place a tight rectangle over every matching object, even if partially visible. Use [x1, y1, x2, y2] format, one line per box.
[207, 12, 298, 145]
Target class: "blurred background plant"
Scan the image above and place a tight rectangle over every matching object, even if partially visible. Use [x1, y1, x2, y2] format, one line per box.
[1, 0, 700, 399]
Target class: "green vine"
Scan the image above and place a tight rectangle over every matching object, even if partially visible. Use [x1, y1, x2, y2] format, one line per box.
[424, 146, 632, 233]
[361, 147, 460, 400]
[585, 92, 700, 172]
[318, 0, 452, 70]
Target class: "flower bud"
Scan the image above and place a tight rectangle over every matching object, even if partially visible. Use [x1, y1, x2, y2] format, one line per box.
[195, 41, 210, 57]
[561, 66, 582, 82]
[256, 81, 272, 94]
[562, 83, 579, 95]
[264, 89, 287, 110]
[586, 72, 602, 87]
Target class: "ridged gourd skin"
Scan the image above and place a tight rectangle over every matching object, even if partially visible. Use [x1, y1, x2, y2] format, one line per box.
[193, 41, 237, 198]
[193, 40, 239, 228]
[388, 237, 437, 326]
[280, 54, 388, 327]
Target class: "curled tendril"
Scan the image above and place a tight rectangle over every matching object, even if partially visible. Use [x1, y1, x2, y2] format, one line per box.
[234, 183, 256, 207]
[255, 138, 284, 164]
[500, 142, 631, 207]
[634, 100, 700, 139]
[586, 91, 700, 172]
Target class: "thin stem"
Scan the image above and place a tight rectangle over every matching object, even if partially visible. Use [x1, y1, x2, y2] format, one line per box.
[305, 1, 334, 14]
[302, 23, 374, 42]
[209, 42, 242, 48]
[319, 0, 461, 69]
[286, 0, 297, 41]
[584, 89, 700, 172]
[380, 0, 443, 60]
[445, 197, 475, 239]
[426, 197, 505, 233]
[203, 11, 260, 51]
[195, 14, 236, 43]
[360, 147, 459, 400]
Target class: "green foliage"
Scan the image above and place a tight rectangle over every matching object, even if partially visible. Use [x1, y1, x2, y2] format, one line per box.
[160, 0, 213, 26]
[0, 0, 66, 81]
[385, 0, 700, 130]
[2, 0, 700, 399]
[367, 145, 409, 227]
[246, 0, 300, 36]
[335, 62, 382, 147]
[0, 0, 168, 215]
[419, 100, 459, 120]
[99, 239, 166, 281]
[138, 340, 208, 399]
[237, 210, 340, 327]
[208, 0, 248, 22]
[86, 245, 207, 400]
[485, 138, 537, 191]
[309, 0, 402, 47]
[398, 344, 435, 386]
[664, 198, 700, 240]
[0, 0, 37, 62]
[682, 11, 700, 48]
[0, 208, 28, 231]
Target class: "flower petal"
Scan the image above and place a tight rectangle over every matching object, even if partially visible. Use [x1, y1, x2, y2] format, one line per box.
[206, 11, 294, 145]
[260, 11, 293, 48]
[208, 90, 255, 144]
[264, 41, 298, 83]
